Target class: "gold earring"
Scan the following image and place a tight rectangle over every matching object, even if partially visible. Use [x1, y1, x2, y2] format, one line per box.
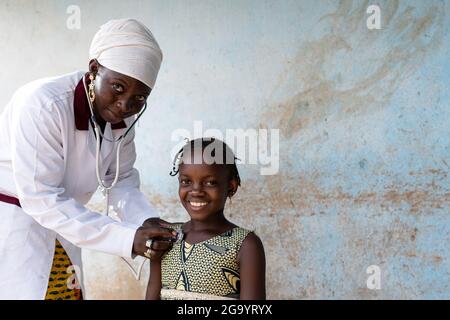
[88, 74, 96, 103]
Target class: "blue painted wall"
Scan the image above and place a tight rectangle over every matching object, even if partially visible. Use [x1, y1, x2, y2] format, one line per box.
[0, 0, 448, 299]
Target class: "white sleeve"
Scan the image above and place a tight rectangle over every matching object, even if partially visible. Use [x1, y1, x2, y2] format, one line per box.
[104, 125, 159, 226]
[11, 97, 138, 259]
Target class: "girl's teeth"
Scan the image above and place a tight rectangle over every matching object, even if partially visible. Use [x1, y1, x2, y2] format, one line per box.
[190, 202, 207, 207]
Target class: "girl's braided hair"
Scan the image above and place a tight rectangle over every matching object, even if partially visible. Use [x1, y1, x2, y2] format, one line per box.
[169, 137, 241, 186]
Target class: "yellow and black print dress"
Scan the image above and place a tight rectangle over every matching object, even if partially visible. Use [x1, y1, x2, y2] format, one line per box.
[160, 225, 251, 299]
[45, 240, 82, 300]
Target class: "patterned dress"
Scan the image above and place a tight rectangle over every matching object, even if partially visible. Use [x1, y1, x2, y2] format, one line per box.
[160, 224, 251, 299]
[45, 240, 82, 300]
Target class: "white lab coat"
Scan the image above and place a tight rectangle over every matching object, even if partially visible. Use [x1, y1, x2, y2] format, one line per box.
[0, 71, 158, 299]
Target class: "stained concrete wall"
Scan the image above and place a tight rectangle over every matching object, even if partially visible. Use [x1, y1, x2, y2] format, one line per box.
[0, 0, 448, 299]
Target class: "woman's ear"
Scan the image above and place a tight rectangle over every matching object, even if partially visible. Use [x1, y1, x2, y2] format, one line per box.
[88, 59, 99, 74]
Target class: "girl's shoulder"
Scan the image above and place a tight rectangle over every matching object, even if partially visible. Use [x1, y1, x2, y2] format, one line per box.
[227, 225, 253, 240]
[236, 229, 265, 263]
[228, 225, 264, 252]
[213, 225, 255, 252]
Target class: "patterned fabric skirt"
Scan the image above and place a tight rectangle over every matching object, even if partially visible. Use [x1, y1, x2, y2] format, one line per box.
[45, 240, 82, 300]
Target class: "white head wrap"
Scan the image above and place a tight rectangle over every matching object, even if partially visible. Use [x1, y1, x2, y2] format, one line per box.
[89, 18, 163, 89]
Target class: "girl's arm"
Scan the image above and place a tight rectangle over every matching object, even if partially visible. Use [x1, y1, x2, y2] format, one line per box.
[145, 259, 162, 300]
[238, 232, 266, 300]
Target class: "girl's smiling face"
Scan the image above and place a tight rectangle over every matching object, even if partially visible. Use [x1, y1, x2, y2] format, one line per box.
[178, 162, 238, 222]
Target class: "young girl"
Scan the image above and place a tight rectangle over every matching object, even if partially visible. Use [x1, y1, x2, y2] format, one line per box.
[146, 138, 266, 300]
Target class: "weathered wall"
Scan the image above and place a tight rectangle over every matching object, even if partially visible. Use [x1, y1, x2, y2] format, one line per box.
[0, 0, 448, 299]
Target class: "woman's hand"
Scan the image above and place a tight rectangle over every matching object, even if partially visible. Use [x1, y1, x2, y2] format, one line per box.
[145, 247, 166, 261]
[142, 217, 176, 230]
[132, 219, 177, 258]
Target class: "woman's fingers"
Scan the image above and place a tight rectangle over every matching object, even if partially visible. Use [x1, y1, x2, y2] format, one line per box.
[150, 240, 173, 251]
[139, 221, 177, 237]
[143, 248, 165, 260]
[133, 226, 177, 257]
[144, 226, 178, 239]
[141, 218, 178, 237]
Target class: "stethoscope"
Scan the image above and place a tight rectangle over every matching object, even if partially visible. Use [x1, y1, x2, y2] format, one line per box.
[83, 75, 148, 280]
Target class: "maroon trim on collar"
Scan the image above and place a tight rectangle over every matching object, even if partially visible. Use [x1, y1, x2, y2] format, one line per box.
[0, 193, 21, 207]
[73, 76, 127, 130]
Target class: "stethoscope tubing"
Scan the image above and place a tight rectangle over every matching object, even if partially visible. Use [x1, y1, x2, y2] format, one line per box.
[83, 74, 150, 280]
